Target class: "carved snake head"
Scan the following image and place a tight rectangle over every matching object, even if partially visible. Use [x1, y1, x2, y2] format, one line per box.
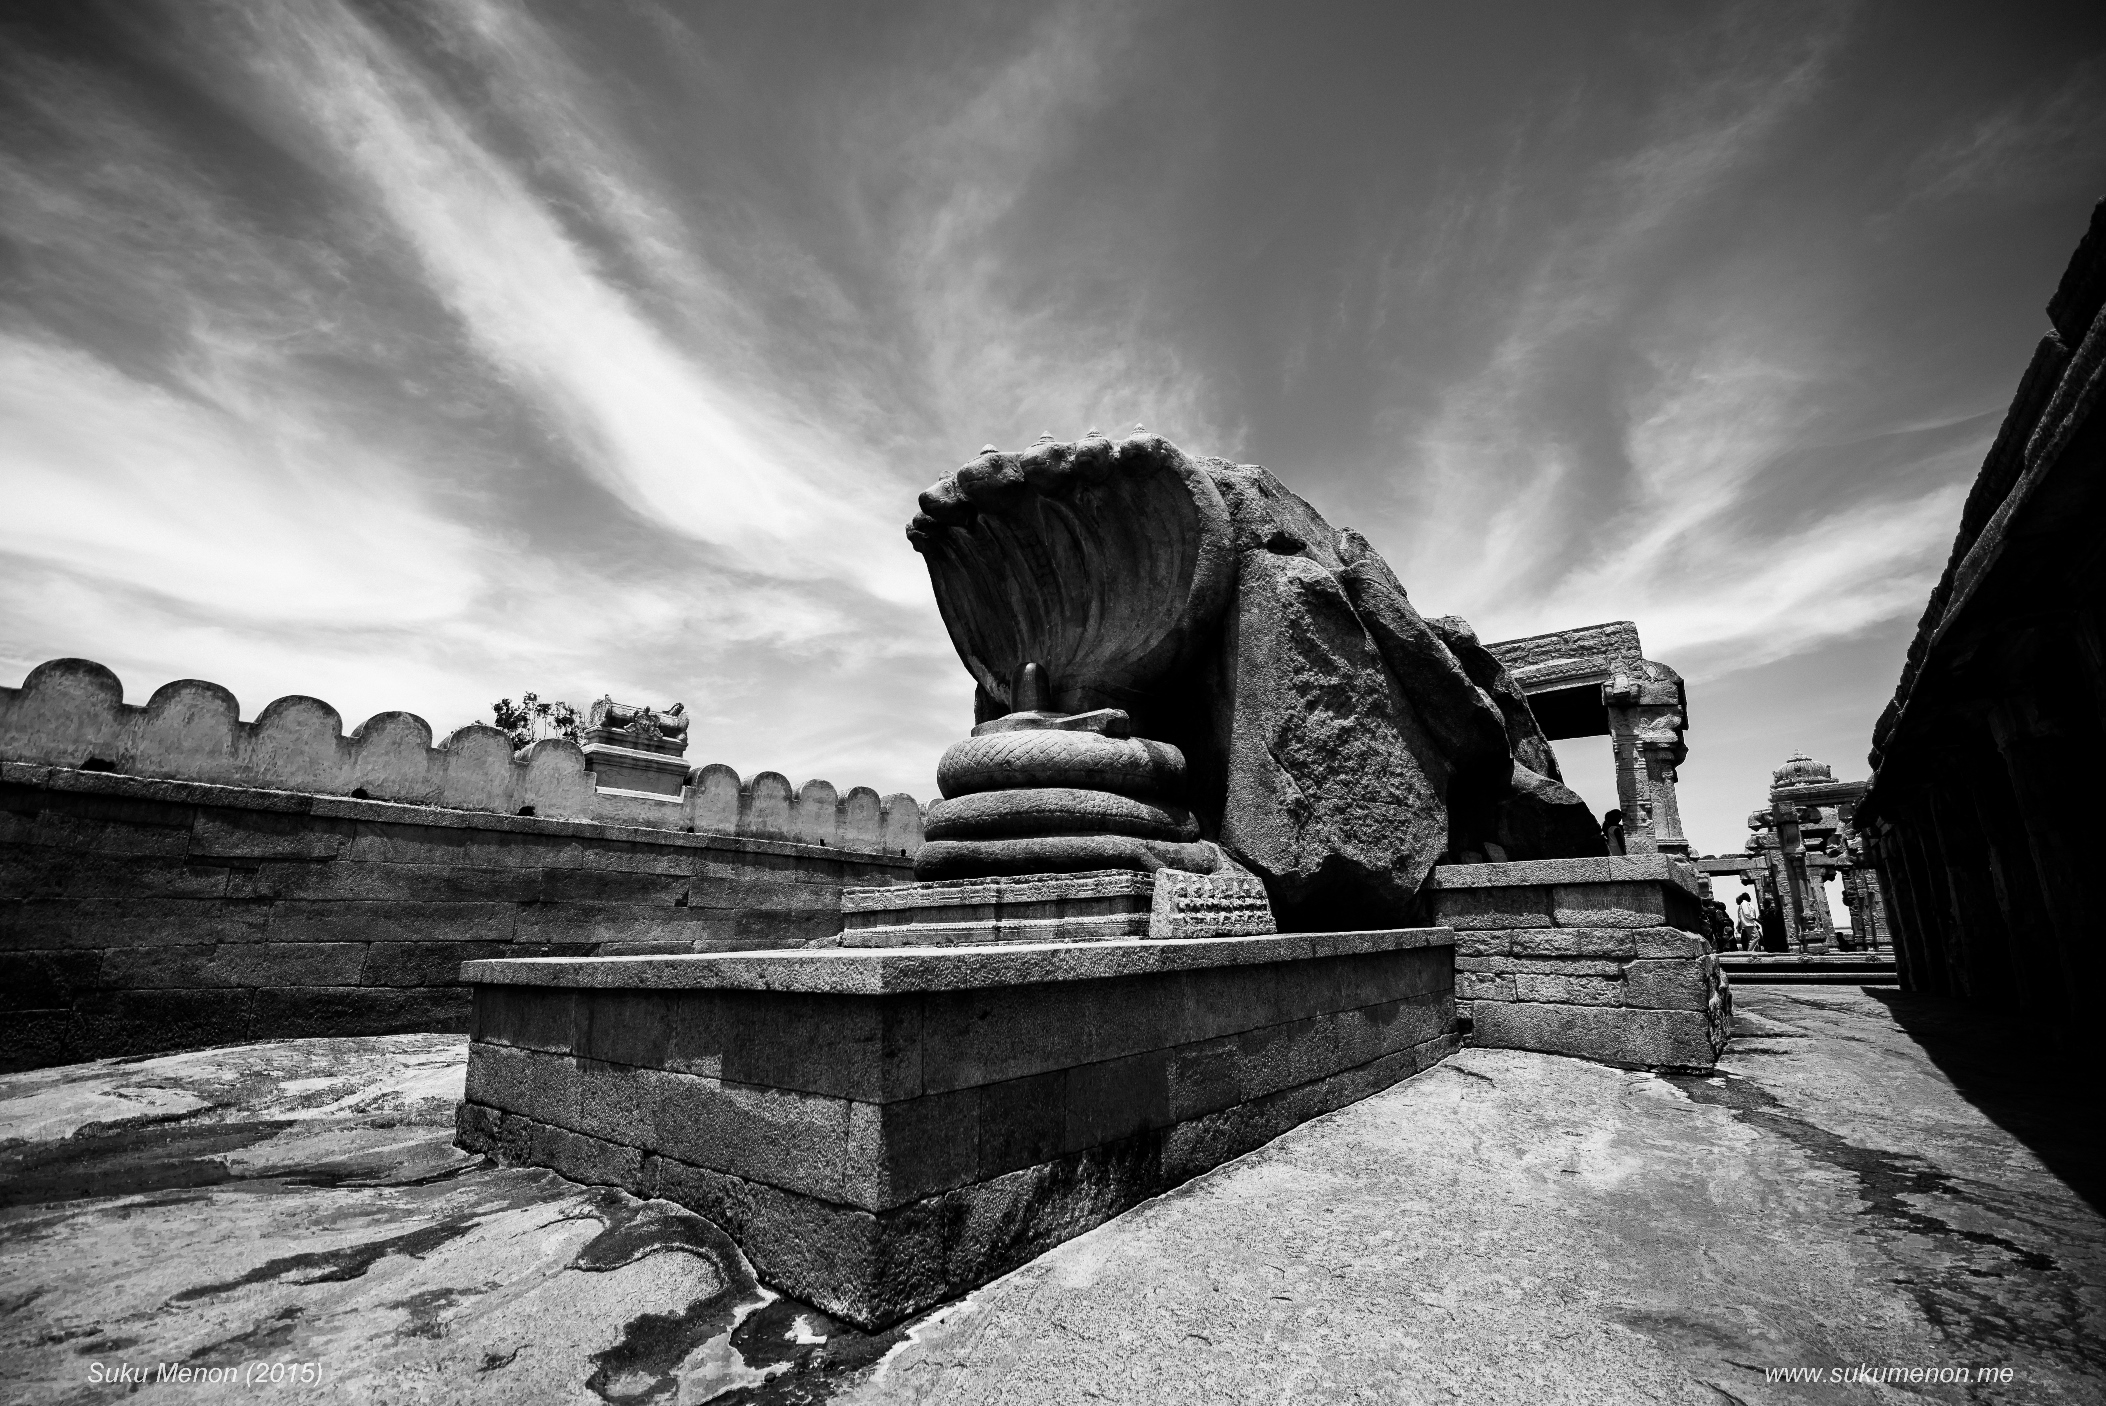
[908, 433, 1236, 717]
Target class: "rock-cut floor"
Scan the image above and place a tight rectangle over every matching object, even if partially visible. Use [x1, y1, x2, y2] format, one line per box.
[1, 987, 2099, 1405]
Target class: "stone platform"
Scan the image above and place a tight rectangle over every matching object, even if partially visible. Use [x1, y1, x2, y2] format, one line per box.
[453, 928, 1455, 1327]
[833, 866, 1274, 947]
[1427, 854, 1730, 1071]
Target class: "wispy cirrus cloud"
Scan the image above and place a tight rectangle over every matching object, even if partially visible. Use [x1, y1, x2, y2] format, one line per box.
[0, 334, 487, 625]
[206, 1, 917, 592]
[0, 0, 972, 787]
[1904, 57, 2106, 206]
[3, 0, 2100, 834]
[1360, 9, 1975, 688]
[842, 1, 1228, 458]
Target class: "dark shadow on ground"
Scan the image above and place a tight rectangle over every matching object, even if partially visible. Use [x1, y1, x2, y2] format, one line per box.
[1863, 987, 2106, 1216]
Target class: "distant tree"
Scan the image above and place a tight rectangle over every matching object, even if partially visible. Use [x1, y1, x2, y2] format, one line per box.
[491, 693, 582, 749]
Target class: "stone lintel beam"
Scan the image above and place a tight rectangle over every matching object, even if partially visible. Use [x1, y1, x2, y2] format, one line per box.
[1482, 622, 1645, 697]
[1769, 779, 1869, 809]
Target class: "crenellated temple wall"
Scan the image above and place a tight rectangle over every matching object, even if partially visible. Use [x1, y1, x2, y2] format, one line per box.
[0, 660, 925, 854]
[0, 660, 925, 1070]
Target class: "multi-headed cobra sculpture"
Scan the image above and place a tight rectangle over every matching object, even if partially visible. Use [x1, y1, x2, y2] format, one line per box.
[907, 432, 1604, 930]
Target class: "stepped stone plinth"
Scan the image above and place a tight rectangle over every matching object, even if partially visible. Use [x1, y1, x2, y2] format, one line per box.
[455, 926, 1456, 1328]
[1426, 854, 1729, 1072]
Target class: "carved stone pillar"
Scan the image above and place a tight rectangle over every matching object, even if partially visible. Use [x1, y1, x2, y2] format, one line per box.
[1768, 801, 1821, 952]
[1911, 823, 1960, 994]
[1805, 855, 1838, 948]
[1752, 845, 1788, 940]
[1604, 659, 1687, 858]
[1606, 709, 1654, 854]
[1866, 829, 1912, 965]
[1641, 738, 1691, 857]
[1924, 771, 2018, 1006]
[1988, 700, 2089, 967]
[1841, 867, 1869, 950]
[1955, 736, 2075, 1026]
[1880, 806, 1951, 996]
[1843, 864, 1891, 951]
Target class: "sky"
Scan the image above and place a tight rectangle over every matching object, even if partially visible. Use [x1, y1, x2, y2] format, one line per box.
[3, 0, 2102, 858]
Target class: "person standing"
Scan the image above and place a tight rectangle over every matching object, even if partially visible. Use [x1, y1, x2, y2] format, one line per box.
[1758, 898, 1788, 953]
[1601, 809, 1626, 857]
[1734, 892, 1760, 951]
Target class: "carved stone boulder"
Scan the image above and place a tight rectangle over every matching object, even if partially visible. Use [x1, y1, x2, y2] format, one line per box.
[908, 433, 1605, 929]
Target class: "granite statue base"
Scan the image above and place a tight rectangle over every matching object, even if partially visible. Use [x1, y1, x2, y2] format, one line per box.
[579, 741, 690, 798]
[1425, 855, 1729, 1071]
[454, 927, 1455, 1327]
[831, 867, 1274, 947]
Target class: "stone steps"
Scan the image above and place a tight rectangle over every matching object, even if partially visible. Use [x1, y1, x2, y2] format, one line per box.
[1719, 954, 1899, 986]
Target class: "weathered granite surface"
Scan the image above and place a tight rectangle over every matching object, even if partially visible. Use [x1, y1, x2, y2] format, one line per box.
[6, 990, 2098, 1403]
[908, 434, 1604, 927]
[455, 929, 1456, 1326]
[0, 1034, 886, 1404]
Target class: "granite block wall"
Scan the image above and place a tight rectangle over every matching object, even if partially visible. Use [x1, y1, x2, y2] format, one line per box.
[1425, 856, 1730, 1071]
[0, 762, 917, 1071]
[454, 930, 1458, 1326]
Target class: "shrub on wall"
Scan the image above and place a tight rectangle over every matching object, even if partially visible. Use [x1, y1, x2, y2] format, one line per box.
[490, 693, 581, 750]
